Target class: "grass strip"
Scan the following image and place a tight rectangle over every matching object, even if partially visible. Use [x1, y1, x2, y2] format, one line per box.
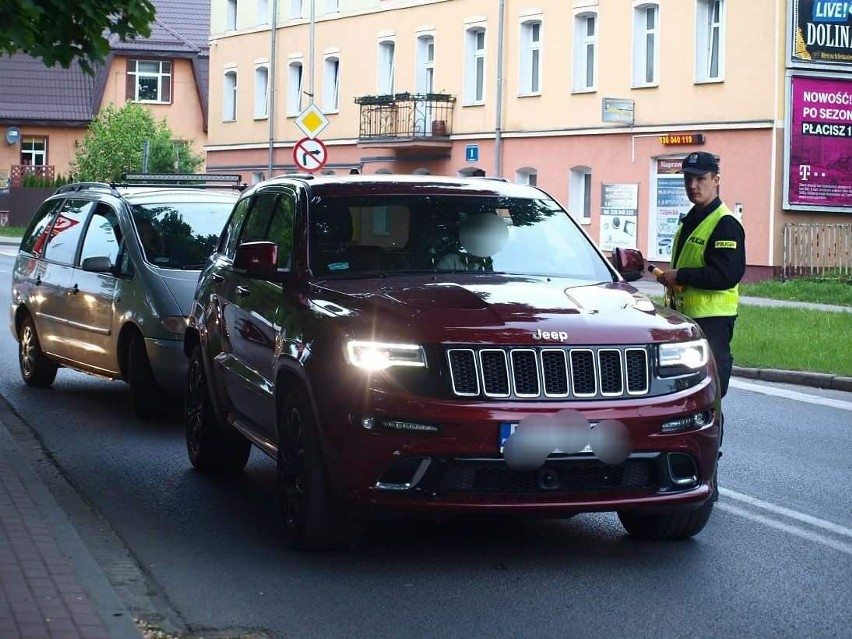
[740, 279, 851, 307]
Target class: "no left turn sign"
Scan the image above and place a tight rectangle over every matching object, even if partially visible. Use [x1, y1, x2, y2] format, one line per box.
[293, 137, 328, 172]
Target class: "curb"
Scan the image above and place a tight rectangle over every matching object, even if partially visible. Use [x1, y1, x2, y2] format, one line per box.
[734, 366, 852, 392]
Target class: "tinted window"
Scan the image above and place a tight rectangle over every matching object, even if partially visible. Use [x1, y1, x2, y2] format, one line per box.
[21, 199, 63, 256]
[80, 204, 121, 266]
[220, 197, 251, 259]
[240, 192, 280, 243]
[240, 191, 295, 268]
[42, 199, 95, 265]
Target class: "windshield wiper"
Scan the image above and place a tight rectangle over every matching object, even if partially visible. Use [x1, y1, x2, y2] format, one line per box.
[180, 263, 208, 270]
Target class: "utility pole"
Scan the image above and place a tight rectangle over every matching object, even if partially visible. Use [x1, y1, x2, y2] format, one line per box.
[268, 0, 279, 178]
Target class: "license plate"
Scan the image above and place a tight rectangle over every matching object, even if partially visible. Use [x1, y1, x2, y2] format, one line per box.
[499, 422, 593, 455]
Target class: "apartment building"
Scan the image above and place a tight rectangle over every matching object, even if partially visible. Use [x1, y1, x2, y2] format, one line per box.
[205, 0, 852, 277]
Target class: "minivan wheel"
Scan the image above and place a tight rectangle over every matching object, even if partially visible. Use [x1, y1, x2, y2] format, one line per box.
[184, 345, 250, 474]
[128, 333, 167, 421]
[618, 499, 714, 540]
[18, 316, 58, 388]
[277, 388, 362, 550]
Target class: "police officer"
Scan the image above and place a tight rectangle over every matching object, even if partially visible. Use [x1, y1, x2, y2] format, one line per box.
[657, 151, 745, 405]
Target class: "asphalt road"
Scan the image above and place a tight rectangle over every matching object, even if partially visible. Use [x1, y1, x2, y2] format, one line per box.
[1, 250, 850, 639]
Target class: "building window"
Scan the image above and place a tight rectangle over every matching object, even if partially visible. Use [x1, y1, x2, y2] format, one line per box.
[251, 171, 266, 184]
[465, 27, 486, 104]
[289, 0, 302, 19]
[287, 61, 303, 115]
[633, 3, 658, 86]
[323, 56, 340, 113]
[378, 40, 395, 95]
[21, 136, 47, 166]
[325, 0, 339, 12]
[416, 35, 435, 93]
[516, 168, 537, 186]
[573, 13, 596, 92]
[254, 66, 269, 118]
[126, 59, 172, 103]
[257, 0, 268, 25]
[569, 166, 592, 224]
[227, 0, 237, 30]
[696, 0, 724, 81]
[520, 20, 542, 95]
[223, 70, 237, 121]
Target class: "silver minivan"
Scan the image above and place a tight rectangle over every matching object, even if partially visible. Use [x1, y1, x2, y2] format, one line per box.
[9, 178, 241, 420]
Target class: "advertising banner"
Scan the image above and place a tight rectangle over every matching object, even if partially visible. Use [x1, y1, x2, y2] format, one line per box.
[651, 159, 692, 261]
[785, 75, 852, 212]
[791, 0, 852, 67]
[599, 183, 638, 251]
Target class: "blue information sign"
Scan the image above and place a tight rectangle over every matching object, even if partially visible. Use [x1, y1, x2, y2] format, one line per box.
[465, 144, 479, 163]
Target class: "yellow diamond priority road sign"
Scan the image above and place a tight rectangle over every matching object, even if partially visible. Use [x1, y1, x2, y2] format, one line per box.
[295, 103, 330, 139]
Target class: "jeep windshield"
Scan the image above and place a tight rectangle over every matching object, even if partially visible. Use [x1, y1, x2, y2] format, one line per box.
[310, 194, 614, 281]
[131, 202, 233, 269]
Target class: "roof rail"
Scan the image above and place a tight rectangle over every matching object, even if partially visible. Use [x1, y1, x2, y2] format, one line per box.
[470, 176, 510, 182]
[115, 173, 247, 190]
[54, 182, 119, 196]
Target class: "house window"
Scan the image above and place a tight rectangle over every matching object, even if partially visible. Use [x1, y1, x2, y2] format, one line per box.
[416, 35, 435, 93]
[573, 13, 596, 92]
[516, 168, 537, 186]
[251, 171, 266, 184]
[126, 59, 172, 103]
[257, 0, 268, 25]
[378, 40, 395, 95]
[323, 56, 340, 112]
[21, 137, 47, 166]
[290, 0, 302, 19]
[227, 0, 237, 30]
[633, 3, 658, 86]
[288, 61, 303, 115]
[254, 66, 269, 118]
[465, 27, 486, 104]
[223, 70, 237, 121]
[325, 0, 339, 12]
[520, 20, 542, 95]
[696, 0, 724, 81]
[569, 166, 592, 224]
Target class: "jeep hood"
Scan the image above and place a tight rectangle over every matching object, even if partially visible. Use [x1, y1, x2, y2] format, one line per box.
[312, 275, 699, 345]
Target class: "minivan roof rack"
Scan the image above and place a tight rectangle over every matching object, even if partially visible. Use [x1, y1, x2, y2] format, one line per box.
[54, 182, 120, 196]
[115, 173, 246, 190]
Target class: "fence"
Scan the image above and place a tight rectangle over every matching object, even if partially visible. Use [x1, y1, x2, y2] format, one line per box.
[782, 223, 852, 280]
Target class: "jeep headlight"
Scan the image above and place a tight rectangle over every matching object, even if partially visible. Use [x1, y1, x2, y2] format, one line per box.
[658, 339, 709, 374]
[346, 341, 426, 371]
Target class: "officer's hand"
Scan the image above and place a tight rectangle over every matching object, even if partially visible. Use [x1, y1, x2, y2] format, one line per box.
[659, 269, 679, 289]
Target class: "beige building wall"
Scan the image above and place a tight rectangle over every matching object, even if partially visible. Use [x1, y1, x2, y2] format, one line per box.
[0, 127, 85, 182]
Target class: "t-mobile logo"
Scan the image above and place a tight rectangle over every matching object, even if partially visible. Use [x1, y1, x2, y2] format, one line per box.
[799, 165, 811, 181]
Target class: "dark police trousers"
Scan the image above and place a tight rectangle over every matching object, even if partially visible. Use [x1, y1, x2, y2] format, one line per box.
[695, 315, 736, 449]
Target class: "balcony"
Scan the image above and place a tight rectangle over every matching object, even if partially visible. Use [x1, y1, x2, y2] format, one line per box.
[355, 92, 455, 148]
[11, 164, 55, 187]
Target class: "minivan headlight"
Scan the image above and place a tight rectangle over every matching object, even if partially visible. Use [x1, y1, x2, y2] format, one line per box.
[346, 341, 426, 371]
[658, 339, 709, 374]
[161, 316, 188, 336]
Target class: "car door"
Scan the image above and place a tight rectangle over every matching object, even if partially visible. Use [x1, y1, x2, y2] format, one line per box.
[62, 202, 122, 375]
[218, 187, 295, 437]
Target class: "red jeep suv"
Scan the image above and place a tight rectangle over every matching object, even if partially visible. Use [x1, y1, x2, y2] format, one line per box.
[184, 175, 720, 549]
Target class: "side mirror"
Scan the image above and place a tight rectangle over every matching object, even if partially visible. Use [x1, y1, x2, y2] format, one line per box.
[234, 241, 280, 279]
[81, 256, 114, 273]
[613, 247, 644, 282]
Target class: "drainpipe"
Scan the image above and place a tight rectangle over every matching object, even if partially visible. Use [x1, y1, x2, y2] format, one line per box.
[494, 0, 506, 178]
[309, 0, 316, 102]
[268, 0, 278, 177]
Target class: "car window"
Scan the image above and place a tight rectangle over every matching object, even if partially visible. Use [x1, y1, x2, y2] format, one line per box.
[220, 197, 251, 259]
[80, 203, 121, 266]
[41, 199, 95, 265]
[20, 198, 63, 256]
[240, 192, 280, 243]
[240, 191, 294, 268]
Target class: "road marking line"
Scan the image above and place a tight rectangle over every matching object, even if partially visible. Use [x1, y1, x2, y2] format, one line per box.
[730, 379, 852, 411]
[718, 502, 852, 556]
[720, 488, 852, 538]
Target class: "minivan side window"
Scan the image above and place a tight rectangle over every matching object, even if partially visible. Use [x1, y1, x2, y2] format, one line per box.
[42, 199, 96, 265]
[80, 203, 121, 266]
[21, 199, 63, 256]
[220, 197, 251, 259]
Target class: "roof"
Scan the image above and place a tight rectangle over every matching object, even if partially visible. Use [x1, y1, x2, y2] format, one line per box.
[0, 0, 210, 125]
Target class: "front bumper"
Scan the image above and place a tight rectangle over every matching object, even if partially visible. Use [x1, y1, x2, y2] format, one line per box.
[146, 337, 188, 392]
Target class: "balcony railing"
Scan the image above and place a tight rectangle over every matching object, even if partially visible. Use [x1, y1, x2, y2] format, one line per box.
[355, 92, 455, 143]
[11, 164, 55, 187]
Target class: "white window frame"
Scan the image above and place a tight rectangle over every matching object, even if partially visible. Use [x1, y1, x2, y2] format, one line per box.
[416, 34, 435, 94]
[223, 70, 237, 121]
[695, 0, 725, 82]
[21, 136, 47, 166]
[569, 166, 592, 224]
[289, 0, 302, 19]
[254, 66, 269, 119]
[573, 12, 597, 92]
[257, 0, 269, 25]
[325, 0, 339, 13]
[322, 56, 340, 113]
[516, 167, 538, 186]
[287, 61, 303, 116]
[632, 3, 659, 87]
[227, 0, 238, 30]
[128, 59, 172, 103]
[519, 19, 542, 96]
[377, 40, 396, 95]
[465, 26, 486, 105]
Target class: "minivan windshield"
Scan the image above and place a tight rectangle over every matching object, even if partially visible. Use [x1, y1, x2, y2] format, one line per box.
[310, 194, 614, 281]
[131, 201, 233, 269]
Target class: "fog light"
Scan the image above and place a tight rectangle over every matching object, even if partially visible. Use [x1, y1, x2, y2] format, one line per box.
[661, 411, 712, 433]
[360, 416, 376, 430]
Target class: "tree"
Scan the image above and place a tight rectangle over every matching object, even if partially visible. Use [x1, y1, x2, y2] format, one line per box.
[72, 103, 204, 182]
[0, 0, 156, 74]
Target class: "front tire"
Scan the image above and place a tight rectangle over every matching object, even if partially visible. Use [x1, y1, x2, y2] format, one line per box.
[277, 387, 362, 550]
[618, 499, 714, 540]
[128, 333, 166, 421]
[184, 344, 250, 474]
[18, 315, 58, 388]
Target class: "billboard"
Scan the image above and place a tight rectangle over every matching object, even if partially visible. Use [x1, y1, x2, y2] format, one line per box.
[599, 183, 638, 251]
[784, 74, 852, 212]
[791, 0, 852, 68]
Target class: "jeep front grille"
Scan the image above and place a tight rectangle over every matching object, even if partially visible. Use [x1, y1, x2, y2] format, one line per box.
[446, 347, 649, 399]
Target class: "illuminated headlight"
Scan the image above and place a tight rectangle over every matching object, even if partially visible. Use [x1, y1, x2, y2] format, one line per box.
[161, 316, 188, 335]
[345, 341, 426, 371]
[658, 339, 709, 374]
